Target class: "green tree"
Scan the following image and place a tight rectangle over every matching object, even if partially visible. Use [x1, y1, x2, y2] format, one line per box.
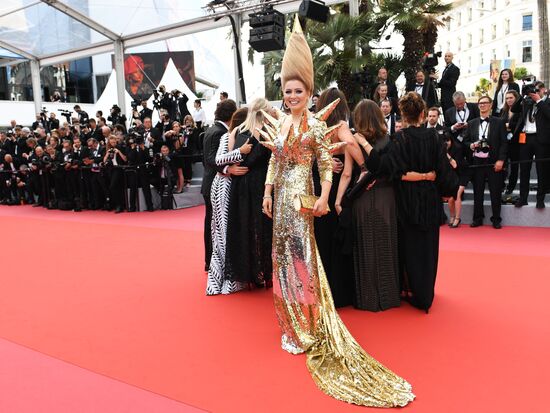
[475, 78, 492, 97]
[377, 0, 451, 86]
[538, 0, 550, 84]
[514, 66, 529, 80]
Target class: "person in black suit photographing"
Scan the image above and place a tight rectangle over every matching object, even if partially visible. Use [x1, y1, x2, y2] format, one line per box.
[201, 99, 237, 271]
[444, 91, 480, 142]
[492, 69, 520, 116]
[513, 80, 550, 209]
[407, 70, 438, 108]
[464, 96, 508, 229]
[434, 52, 460, 112]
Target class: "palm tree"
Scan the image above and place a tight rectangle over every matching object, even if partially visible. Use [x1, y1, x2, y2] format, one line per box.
[259, 11, 377, 105]
[538, 0, 549, 84]
[377, 0, 451, 86]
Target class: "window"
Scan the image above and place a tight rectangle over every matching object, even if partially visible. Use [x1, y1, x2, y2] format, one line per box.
[457, 12, 462, 26]
[505, 18, 510, 35]
[468, 33, 472, 48]
[505, 44, 510, 58]
[492, 24, 497, 39]
[447, 41, 451, 52]
[522, 40, 533, 62]
[492, 0, 497, 10]
[458, 38, 462, 51]
[523, 14, 533, 31]
[492, 49, 497, 60]
[468, 56, 472, 74]
[480, 52, 484, 65]
[468, 7, 472, 21]
[480, 28, 484, 43]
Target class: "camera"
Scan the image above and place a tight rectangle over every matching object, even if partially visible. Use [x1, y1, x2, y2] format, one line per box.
[422, 51, 442, 74]
[520, 75, 539, 106]
[474, 138, 490, 153]
[58, 109, 73, 124]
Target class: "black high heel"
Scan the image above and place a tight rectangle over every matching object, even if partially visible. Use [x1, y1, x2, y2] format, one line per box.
[450, 217, 461, 228]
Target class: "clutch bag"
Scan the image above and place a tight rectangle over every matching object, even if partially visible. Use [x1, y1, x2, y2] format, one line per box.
[293, 194, 330, 213]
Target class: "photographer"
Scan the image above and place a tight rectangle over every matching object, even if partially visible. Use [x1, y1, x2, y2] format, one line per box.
[73, 105, 89, 125]
[127, 133, 154, 212]
[47, 112, 60, 132]
[72, 137, 89, 210]
[156, 109, 172, 135]
[464, 96, 508, 229]
[406, 70, 437, 108]
[14, 127, 31, 162]
[514, 80, 550, 209]
[140, 118, 161, 151]
[0, 153, 20, 205]
[164, 121, 184, 193]
[85, 138, 107, 210]
[29, 146, 52, 207]
[152, 145, 175, 210]
[108, 105, 127, 132]
[433, 52, 460, 112]
[103, 135, 128, 213]
[32, 112, 48, 132]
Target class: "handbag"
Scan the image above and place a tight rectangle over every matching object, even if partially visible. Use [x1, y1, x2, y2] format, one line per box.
[293, 194, 330, 213]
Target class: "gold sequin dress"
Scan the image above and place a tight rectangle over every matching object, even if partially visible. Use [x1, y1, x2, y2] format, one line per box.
[262, 107, 415, 407]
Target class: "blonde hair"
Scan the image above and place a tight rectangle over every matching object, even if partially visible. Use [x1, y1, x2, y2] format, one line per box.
[239, 98, 270, 134]
[280, 17, 314, 94]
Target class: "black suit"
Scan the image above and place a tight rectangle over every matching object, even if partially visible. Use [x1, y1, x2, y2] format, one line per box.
[463, 116, 508, 224]
[438, 63, 460, 112]
[384, 113, 397, 137]
[406, 82, 438, 108]
[201, 121, 230, 269]
[444, 103, 480, 142]
[513, 97, 550, 203]
[127, 145, 153, 211]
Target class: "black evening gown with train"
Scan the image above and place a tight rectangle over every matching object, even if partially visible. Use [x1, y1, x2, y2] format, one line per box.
[313, 154, 354, 308]
[225, 131, 273, 287]
[351, 136, 400, 311]
[366, 127, 458, 311]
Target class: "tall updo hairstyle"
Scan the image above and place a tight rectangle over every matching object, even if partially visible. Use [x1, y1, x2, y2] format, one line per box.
[398, 92, 427, 125]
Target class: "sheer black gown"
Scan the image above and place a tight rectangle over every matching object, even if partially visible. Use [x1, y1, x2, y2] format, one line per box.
[366, 127, 458, 311]
[225, 131, 273, 287]
[313, 154, 354, 308]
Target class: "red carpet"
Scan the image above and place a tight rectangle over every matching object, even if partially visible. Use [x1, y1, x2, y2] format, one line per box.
[1, 205, 549, 412]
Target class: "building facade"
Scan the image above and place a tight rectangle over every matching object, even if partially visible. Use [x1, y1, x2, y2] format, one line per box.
[436, 0, 544, 97]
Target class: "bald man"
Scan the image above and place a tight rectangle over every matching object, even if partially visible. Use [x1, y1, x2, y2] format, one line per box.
[436, 52, 460, 112]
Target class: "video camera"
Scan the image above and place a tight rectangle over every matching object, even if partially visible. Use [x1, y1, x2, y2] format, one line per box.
[520, 75, 539, 106]
[422, 51, 442, 74]
[58, 109, 73, 124]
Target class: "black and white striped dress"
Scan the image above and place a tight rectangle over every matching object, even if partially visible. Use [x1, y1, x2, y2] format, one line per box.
[206, 133, 245, 295]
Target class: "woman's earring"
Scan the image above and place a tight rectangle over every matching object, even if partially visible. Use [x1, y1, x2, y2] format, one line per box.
[283, 101, 289, 110]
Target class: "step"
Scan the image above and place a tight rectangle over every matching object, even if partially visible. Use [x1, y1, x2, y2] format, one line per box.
[444, 201, 550, 227]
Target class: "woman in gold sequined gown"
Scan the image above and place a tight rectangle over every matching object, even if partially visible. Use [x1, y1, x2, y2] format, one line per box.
[260, 17, 414, 408]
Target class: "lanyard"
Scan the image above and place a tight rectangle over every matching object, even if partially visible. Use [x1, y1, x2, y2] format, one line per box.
[480, 121, 489, 139]
[457, 109, 466, 123]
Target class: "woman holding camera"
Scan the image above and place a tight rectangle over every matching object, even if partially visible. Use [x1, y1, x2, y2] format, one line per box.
[165, 121, 184, 193]
[103, 135, 127, 213]
[181, 115, 198, 189]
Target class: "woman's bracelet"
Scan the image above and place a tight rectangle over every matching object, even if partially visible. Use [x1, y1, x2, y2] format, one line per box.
[263, 195, 272, 199]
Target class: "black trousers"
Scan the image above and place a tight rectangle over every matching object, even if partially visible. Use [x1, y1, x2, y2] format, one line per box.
[518, 133, 550, 202]
[128, 168, 153, 210]
[107, 168, 125, 210]
[203, 193, 213, 269]
[91, 172, 107, 209]
[506, 141, 520, 192]
[398, 222, 440, 311]
[472, 157, 504, 224]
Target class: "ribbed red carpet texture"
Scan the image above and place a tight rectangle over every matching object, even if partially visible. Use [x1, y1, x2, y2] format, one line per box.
[0, 205, 549, 412]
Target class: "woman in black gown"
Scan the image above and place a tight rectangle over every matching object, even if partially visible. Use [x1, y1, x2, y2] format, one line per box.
[311, 87, 364, 307]
[225, 98, 273, 288]
[354, 92, 458, 312]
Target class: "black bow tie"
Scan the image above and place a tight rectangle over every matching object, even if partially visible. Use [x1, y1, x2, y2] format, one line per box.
[416, 84, 424, 88]
[385, 116, 391, 120]
[480, 118, 489, 123]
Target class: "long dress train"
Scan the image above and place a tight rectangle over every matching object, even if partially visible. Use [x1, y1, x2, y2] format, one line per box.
[262, 108, 414, 407]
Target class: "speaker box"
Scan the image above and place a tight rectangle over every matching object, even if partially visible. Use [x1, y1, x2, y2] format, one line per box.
[249, 32, 285, 53]
[249, 9, 285, 28]
[298, 0, 329, 23]
[250, 24, 284, 38]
